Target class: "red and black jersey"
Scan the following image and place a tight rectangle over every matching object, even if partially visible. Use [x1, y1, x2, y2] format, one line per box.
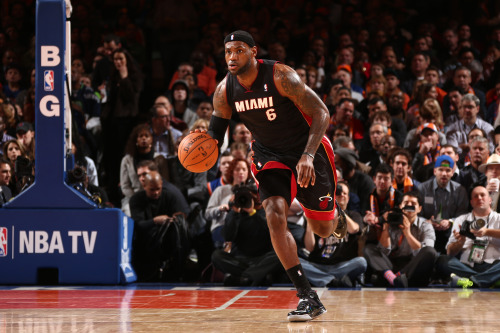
[225, 59, 311, 163]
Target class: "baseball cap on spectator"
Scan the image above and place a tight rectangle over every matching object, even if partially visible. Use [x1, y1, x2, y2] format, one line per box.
[16, 122, 33, 134]
[5, 63, 22, 73]
[434, 155, 454, 169]
[172, 79, 189, 91]
[337, 64, 352, 74]
[419, 123, 438, 134]
[383, 68, 400, 79]
[334, 147, 358, 169]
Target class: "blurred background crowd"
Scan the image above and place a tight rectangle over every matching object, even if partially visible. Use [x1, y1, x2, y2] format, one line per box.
[2, 0, 500, 287]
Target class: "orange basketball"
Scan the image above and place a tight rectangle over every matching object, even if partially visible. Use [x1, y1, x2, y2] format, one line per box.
[178, 132, 219, 173]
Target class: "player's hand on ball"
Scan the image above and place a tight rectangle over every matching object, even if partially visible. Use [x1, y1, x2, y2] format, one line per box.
[296, 154, 315, 188]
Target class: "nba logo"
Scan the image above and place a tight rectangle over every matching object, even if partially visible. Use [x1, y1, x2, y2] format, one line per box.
[0, 227, 7, 257]
[44, 70, 54, 91]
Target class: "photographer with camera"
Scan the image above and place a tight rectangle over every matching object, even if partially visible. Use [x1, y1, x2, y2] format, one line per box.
[362, 164, 403, 231]
[211, 178, 282, 286]
[67, 164, 109, 208]
[363, 191, 437, 287]
[205, 157, 253, 248]
[443, 186, 500, 288]
[130, 170, 191, 282]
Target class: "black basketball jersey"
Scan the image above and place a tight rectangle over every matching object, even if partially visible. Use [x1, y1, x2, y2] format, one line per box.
[225, 59, 311, 159]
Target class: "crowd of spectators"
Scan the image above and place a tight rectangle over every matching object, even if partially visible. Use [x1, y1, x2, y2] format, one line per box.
[3, 0, 500, 287]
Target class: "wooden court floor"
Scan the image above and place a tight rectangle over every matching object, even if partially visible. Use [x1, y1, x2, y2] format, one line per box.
[1, 285, 500, 332]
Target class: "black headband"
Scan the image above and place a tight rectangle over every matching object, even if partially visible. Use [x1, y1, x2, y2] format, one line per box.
[224, 30, 255, 47]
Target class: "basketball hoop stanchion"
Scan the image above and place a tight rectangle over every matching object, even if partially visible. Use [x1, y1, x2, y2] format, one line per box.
[0, 0, 136, 284]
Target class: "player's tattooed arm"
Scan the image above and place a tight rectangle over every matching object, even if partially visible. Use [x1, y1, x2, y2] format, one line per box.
[275, 64, 329, 188]
[274, 64, 329, 154]
[213, 77, 233, 120]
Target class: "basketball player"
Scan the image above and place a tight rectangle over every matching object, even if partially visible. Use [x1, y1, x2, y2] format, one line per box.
[204, 30, 346, 321]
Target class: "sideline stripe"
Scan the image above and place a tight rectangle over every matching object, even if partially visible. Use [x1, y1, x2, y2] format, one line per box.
[216, 290, 251, 310]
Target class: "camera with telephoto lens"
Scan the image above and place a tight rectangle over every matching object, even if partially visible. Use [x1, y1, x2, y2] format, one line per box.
[383, 206, 414, 228]
[459, 219, 486, 240]
[229, 181, 258, 209]
[67, 165, 102, 207]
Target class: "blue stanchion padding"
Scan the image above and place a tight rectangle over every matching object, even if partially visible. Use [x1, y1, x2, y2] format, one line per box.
[7, 0, 93, 209]
[0, 209, 135, 284]
[0, 0, 137, 284]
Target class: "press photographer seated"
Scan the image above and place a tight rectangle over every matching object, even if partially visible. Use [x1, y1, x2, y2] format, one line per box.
[363, 191, 437, 287]
[129, 170, 190, 282]
[66, 165, 110, 207]
[205, 157, 254, 248]
[211, 179, 282, 286]
[443, 186, 500, 288]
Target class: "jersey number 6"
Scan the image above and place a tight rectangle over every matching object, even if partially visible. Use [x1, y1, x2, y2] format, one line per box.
[266, 108, 276, 121]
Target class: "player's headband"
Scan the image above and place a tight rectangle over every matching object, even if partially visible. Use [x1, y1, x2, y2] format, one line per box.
[224, 30, 255, 48]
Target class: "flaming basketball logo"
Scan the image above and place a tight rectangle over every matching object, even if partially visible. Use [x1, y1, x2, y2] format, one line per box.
[319, 194, 333, 210]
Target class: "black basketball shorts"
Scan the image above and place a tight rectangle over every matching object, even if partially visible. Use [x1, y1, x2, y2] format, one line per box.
[251, 136, 337, 220]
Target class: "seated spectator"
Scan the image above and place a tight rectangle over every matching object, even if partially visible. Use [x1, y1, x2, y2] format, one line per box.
[170, 79, 198, 129]
[384, 68, 410, 111]
[2, 139, 30, 196]
[211, 179, 282, 286]
[418, 155, 469, 253]
[456, 136, 489, 192]
[120, 124, 155, 216]
[334, 147, 375, 214]
[207, 151, 233, 196]
[0, 158, 12, 206]
[404, 100, 446, 156]
[150, 103, 183, 158]
[2, 63, 25, 104]
[326, 98, 364, 144]
[205, 157, 252, 248]
[444, 186, 500, 288]
[359, 123, 388, 170]
[408, 123, 445, 181]
[377, 135, 398, 167]
[195, 99, 214, 121]
[299, 181, 367, 287]
[129, 171, 190, 282]
[451, 67, 486, 117]
[446, 94, 494, 155]
[15, 122, 34, 161]
[388, 148, 421, 193]
[479, 154, 500, 212]
[460, 128, 488, 167]
[0, 115, 14, 157]
[66, 164, 110, 207]
[362, 164, 403, 231]
[443, 86, 465, 125]
[371, 110, 407, 148]
[363, 191, 437, 287]
[168, 132, 208, 205]
[71, 138, 98, 187]
[230, 122, 252, 152]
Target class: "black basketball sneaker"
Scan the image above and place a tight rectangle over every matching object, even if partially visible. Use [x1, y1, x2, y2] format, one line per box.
[332, 199, 347, 239]
[287, 290, 327, 322]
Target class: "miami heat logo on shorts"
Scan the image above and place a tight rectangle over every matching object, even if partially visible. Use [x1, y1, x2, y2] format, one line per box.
[318, 194, 333, 210]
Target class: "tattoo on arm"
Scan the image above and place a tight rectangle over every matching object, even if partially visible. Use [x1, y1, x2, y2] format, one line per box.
[275, 65, 329, 154]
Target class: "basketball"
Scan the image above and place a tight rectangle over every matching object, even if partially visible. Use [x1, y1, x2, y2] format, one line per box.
[178, 132, 219, 173]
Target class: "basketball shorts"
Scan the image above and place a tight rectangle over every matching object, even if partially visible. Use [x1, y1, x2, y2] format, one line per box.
[251, 136, 337, 220]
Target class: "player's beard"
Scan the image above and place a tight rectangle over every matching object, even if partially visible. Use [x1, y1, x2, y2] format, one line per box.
[233, 59, 252, 76]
